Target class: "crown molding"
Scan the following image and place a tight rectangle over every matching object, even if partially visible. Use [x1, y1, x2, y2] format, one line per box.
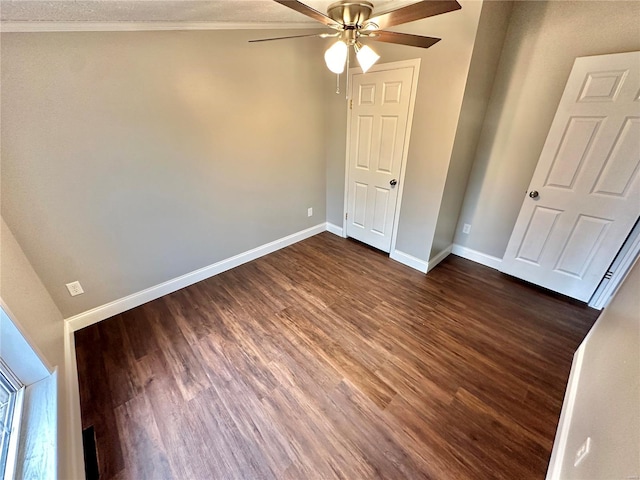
[0, 21, 322, 33]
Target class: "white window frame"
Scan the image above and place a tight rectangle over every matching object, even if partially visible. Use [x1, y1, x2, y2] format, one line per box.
[0, 359, 25, 480]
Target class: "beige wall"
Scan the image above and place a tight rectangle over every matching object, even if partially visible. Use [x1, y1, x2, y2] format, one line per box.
[454, 0, 640, 258]
[325, 0, 484, 261]
[1, 29, 329, 317]
[552, 257, 640, 479]
[0, 218, 77, 479]
[0, 218, 63, 370]
[324, 72, 348, 227]
[430, 0, 512, 259]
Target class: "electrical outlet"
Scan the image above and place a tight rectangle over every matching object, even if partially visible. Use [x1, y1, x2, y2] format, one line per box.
[574, 437, 591, 467]
[308, 207, 313, 217]
[463, 223, 471, 234]
[66, 281, 84, 297]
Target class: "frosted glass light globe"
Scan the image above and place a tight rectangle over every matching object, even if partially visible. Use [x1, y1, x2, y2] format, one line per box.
[324, 41, 348, 74]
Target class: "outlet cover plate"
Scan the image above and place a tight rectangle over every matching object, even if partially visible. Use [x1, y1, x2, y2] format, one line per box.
[463, 223, 471, 234]
[66, 281, 84, 297]
[574, 437, 591, 467]
[308, 207, 313, 217]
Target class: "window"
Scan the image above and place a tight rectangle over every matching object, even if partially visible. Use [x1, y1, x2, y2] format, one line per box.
[0, 359, 23, 480]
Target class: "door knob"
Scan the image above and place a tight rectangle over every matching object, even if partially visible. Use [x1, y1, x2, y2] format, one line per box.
[390, 179, 398, 187]
[529, 190, 539, 199]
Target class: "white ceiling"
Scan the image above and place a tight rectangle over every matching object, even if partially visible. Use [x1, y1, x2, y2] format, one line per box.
[0, 0, 421, 26]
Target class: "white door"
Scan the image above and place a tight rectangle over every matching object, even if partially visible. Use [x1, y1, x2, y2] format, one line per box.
[345, 61, 419, 253]
[501, 51, 640, 302]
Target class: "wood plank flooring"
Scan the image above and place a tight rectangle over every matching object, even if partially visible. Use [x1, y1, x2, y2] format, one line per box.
[75, 232, 599, 479]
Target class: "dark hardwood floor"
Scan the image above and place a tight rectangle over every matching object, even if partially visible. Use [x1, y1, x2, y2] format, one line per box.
[75, 232, 599, 479]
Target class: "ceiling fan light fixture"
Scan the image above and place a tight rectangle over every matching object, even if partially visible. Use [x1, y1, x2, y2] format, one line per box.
[355, 42, 380, 73]
[324, 40, 348, 74]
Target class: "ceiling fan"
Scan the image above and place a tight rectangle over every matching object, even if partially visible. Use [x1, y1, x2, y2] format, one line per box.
[250, 1, 462, 75]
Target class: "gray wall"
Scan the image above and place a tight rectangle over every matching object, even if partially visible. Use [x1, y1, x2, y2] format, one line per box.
[1, 29, 330, 317]
[554, 258, 640, 479]
[454, 0, 640, 258]
[325, 0, 484, 261]
[430, 0, 512, 259]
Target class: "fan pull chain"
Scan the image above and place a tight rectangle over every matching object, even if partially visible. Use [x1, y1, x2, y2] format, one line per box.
[345, 48, 351, 101]
[336, 73, 340, 94]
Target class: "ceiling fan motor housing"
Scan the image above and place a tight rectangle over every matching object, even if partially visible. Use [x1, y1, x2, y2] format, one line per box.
[327, 1, 374, 27]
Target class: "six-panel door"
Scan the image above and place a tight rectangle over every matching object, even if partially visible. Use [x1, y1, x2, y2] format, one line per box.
[346, 65, 416, 252]
[501, 51, 640, 302]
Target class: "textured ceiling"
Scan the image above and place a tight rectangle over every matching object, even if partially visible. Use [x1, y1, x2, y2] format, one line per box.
[0, 1, 421, 25]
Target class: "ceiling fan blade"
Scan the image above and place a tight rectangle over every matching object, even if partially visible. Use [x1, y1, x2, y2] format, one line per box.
[368, 1, 461, 30]
[368, 31, 441, 49]
[273, 0, 339, 27]
[249, 32, 329, 43]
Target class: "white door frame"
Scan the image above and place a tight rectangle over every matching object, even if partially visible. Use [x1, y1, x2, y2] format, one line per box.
[341, 58, 421, 256]
[588, 220, 640, 309]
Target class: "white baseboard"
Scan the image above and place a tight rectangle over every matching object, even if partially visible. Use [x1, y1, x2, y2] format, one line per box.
[428, 245, 453, 272]
[390, 250, 429, 274]
[546, 342, 586, 480]
[452, 244, 503, 270]
[326, 223, 344, 237]
[65, 223, 326, 332]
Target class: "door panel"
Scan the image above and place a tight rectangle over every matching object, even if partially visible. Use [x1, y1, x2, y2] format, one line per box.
[544, 117, 603, 189]
[591, 117, 640, 196]
[346, 64, 418, 252]
[353, 182, 368, 228]
[554, 215, 611, 278]
[355, 116, 373, 168]
[516, 206, 563, 265]
[372, 187, 390, 234]
[378, 117, 398, 172]
[501, 51, 640, 302]
[359, 83, 376, 105]
[578, 70, 627, 101]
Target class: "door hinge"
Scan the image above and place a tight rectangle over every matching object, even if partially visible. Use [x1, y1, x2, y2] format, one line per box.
[604, 270, 614, 279]
[349, 99, 353, 110]
[345, 212, 348, 220]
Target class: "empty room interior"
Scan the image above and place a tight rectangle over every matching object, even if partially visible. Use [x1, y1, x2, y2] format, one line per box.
[1, 1, 639, 479]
